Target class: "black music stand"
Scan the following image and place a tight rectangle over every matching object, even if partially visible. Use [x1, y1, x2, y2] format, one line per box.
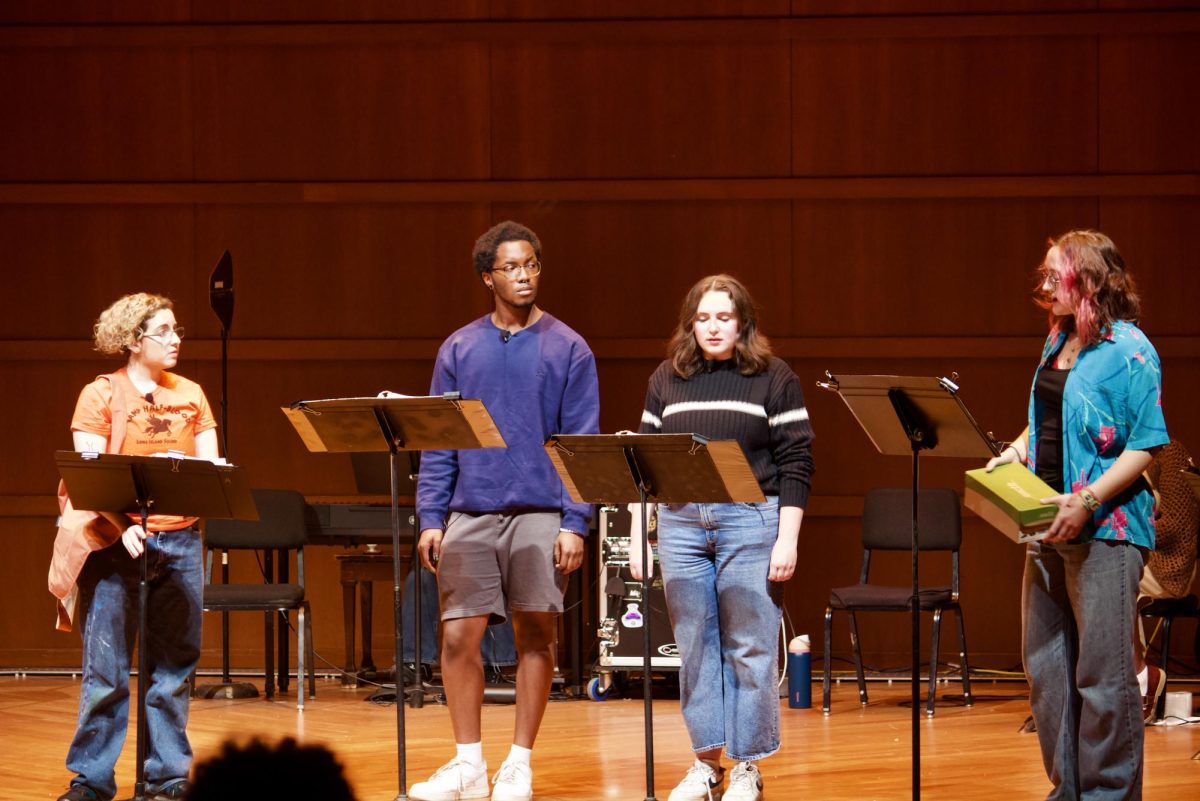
[55, 451, 256, 801]
[545, 433, 764, 801]
[282, 393, 505, 801]
[816, 373, 998, 801]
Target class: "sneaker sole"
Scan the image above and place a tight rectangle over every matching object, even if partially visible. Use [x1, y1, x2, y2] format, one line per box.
[667, 788, 724, 801]
[491, 790, 533, 801]
[409, 786, 490, 801]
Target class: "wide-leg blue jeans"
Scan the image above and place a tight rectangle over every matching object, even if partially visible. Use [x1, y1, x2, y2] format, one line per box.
[1023, 538, 1145, 801]
[657, 499, 783, 762]
[65, 527, 202, 800]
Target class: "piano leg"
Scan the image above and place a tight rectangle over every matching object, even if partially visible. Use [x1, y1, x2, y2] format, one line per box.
[361, 580, 376, 676]
[341, 573, 358, 687]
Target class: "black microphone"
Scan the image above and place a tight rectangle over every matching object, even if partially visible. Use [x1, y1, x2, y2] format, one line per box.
[501, 330, 511, 343]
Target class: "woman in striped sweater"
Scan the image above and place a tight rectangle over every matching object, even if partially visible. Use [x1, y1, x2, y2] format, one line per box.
[630, 274, 815, 801]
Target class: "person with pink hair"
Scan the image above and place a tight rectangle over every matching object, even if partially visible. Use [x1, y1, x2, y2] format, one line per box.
[986, 231, 1168, 801]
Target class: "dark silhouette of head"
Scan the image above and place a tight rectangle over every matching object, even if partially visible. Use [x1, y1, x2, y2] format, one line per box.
[186, 737, 357, 801]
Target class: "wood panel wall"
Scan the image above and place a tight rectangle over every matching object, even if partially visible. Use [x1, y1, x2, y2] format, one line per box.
[2, 3, 1198, 678]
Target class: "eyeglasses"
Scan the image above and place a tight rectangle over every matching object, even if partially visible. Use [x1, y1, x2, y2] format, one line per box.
[491, 259, 542, 279]
[1039, 269, 1062, 289]
[141, 325, 185, 343]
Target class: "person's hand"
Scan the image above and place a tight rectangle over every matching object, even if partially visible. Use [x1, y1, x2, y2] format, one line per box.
[121, 524, 150, 558]
[768, 539, 797, 582]
[554, 531, 584, 575]
[628, 535, 655, 581]
[1041, 493, 1091, 542]
[986, 446, 1020, 472]
[418, 528, 444, 572]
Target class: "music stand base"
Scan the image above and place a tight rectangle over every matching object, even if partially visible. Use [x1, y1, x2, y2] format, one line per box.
[192, 681, 259, 700]
[366, 683, 520, 705]
[366, 683, 443, 706]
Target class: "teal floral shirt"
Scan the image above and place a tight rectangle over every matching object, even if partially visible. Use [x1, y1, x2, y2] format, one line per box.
[1026, 320, 1168, 548]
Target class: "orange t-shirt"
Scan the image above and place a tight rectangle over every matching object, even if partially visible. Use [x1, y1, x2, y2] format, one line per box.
[71, 368, 218, 531]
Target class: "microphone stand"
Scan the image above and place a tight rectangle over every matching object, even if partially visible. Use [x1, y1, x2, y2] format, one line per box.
[193, 251, 258, 700]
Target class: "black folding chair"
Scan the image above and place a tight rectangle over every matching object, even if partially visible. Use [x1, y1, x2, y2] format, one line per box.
[822, 487, 972, 716]
[202, 488, 316, 708]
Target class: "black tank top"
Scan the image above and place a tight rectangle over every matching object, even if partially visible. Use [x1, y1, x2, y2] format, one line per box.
[1035, 365, 1069, 494]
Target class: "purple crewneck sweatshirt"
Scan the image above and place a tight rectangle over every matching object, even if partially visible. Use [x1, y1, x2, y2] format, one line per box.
[416, 312, 599, 535]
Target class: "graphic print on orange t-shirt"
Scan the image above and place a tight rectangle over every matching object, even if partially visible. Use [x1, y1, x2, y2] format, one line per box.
[124, 401, 203, 452]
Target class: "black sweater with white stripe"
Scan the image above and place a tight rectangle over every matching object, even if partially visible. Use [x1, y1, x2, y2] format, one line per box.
[638, 356, 815, 508]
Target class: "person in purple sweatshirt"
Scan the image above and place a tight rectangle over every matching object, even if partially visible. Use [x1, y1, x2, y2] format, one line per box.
[410, 221, 600, 801]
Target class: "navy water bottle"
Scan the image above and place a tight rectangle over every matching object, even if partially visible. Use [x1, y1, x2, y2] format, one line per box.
[787, 634, 811, 708]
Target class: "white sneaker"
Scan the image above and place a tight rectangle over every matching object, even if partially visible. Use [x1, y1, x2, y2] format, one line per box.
[409, 758, 490, 801]
[723, 763, 762, 801]
[490, 760, 533, 801]
[668, 759, 725, 801]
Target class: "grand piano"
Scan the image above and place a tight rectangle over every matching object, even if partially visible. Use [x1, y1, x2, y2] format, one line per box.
[300, 494, 416, 686]
[305, 497, 415, 546]
[278, 453, 586, 692]
[307, 451, 416, 545]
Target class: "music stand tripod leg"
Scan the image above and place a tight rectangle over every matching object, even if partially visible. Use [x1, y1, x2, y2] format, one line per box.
[132, 504, 149, 801]
[638, 483, 658, 801]
[909, 445, 922, 801]
[389, 448, 410, 801]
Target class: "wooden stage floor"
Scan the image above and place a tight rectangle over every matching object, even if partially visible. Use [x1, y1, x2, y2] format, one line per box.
[4, 675, 1197, 800]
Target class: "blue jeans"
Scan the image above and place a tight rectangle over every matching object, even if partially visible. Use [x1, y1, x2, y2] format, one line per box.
[66, 528, 202, 800]
[657, 499, 783, 762]
[402, 567, 516, 667]
[1023, 539, 1145, 801]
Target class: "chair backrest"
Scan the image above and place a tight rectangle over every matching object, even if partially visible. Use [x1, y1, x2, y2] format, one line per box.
[861, 487, 962, 552]
[204, 488, 308, 551]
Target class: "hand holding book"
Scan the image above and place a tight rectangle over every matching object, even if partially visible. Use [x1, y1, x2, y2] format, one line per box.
[1036, 488, 1095, 543]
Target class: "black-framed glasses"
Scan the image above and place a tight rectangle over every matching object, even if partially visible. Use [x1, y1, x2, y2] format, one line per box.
[141, 325, 185, 343]
[1038, 269, 1062, 289]
[491, 259, 542, 279]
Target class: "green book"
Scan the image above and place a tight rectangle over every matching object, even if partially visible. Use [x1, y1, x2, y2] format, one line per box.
[963, 463, 1058, 543]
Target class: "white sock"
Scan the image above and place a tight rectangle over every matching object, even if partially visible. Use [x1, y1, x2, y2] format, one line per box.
[456, 742, 485, 771]
[506, 744, 533, 766]
[1137, 666, 1149, 696]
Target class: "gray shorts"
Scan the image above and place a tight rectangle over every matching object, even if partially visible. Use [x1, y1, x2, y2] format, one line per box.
[438, 510, 566, 624]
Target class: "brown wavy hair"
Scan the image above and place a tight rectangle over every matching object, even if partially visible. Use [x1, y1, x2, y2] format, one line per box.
[668, 274, 772, 378]
[93, 293, 174, 356]
[1036, 230, 1140, 346]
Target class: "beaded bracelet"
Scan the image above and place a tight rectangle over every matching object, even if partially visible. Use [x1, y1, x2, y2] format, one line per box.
[1078, 487, 1102, 512]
